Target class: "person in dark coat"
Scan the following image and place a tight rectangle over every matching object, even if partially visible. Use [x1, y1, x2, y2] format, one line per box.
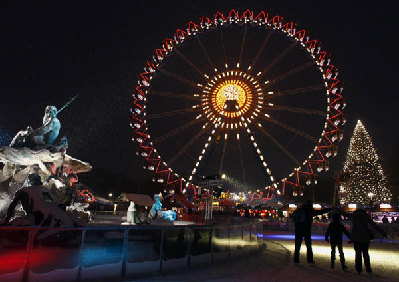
[325, 213, 351, 270]
[344, 209, 387, 274]
[382, 215, 388, 224]
[293, 200, 331, 263]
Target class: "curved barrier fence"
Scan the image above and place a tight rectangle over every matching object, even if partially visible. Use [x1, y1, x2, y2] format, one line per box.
[0, 223, 263, 281]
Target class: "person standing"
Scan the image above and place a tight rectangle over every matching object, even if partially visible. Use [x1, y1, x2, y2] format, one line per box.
[382, 215, 388, 224]
[293, 200, 331, 263]
[325, 213, 351, 270]
[345, 209, 387, 274]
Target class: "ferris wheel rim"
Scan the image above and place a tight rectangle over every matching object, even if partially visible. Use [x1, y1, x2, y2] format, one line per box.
[131, 9, 345, 197]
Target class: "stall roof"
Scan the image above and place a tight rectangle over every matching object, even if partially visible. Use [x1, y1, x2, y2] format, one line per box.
[279, 203, 299, 211]
[219, 199, 236, 207]
[94, 196, 113, 205]
[372, 205, 399, 212]
[279, 203, 329, 212]
[341, 206, 358, 212]
[123, 193, 154, 207]
[170, 193, 193, 208]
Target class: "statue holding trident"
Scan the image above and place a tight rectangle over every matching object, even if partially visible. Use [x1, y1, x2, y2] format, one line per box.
[10, 95, 78, 152]
[0, 94, 93, 226]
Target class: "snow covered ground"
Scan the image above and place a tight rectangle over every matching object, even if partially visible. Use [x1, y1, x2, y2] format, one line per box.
[133, 231, 399, 282]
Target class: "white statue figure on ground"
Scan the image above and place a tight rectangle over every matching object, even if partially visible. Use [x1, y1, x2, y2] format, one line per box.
[127, 201, 136, 224]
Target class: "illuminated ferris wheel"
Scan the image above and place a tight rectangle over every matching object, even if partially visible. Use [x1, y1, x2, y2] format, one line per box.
[131, 10, 346, 198]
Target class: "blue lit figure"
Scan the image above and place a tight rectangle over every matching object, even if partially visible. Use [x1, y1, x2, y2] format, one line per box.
[151, 194, 162, 217]
[31, 106, 61, 145]
[162, 210, 177, 221]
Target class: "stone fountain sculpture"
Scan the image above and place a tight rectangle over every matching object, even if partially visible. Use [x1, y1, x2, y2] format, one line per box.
[0, 96, 92, 227]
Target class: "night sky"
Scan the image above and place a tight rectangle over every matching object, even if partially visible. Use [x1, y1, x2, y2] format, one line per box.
[1, 1, 398, 198]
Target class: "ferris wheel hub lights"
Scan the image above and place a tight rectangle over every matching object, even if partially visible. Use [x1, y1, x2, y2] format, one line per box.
[201, 71, 263, 122]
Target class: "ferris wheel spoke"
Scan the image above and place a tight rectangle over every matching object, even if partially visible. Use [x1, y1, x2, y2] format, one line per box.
[168, 124, 212, 166]
[196, 36, 216, 71]
[264, 84, 325, 100]
[236, 130, 247, 184]
[255, 125, 300, 166]
[246, 127, 277, 186]
[265, 61, 314, 87]
[264, 104, 325, 116]
[150, 90, 200, 101]
[146, 107, 200, 120]
[260, 116, 318, 143]
[158, 68, 202, 90]
[218, 134, 228, 174]
[188, 125, 220, 181]
[249, 30, 273, 72]
[220, 28, 228, 68]
[174, 49, 205, 77]
[153, 118, 205, 144]
[258, 42, 296, 80]
[238, 24, 248, 68]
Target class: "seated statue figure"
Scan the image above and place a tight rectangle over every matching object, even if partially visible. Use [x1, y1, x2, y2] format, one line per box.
[10, 105, 67, 152]
[30, 105, 61, 145]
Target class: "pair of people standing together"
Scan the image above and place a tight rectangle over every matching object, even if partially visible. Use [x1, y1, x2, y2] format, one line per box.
[293, 201, 387, 274]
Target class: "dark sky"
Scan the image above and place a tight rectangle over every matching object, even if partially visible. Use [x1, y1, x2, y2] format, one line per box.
[0, 1, 398, 195]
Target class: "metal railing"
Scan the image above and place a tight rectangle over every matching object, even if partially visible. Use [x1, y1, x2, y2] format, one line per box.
[261, 218, 399, 241]
[0, 222, 263, 281]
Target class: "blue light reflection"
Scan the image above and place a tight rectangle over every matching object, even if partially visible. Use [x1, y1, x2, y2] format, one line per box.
[257, 234, 326, 240]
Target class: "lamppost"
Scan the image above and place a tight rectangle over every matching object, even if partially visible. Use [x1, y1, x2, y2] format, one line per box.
[200, 174, 223, 224]
[333, 170, 350, 206]
[332, 172, 341, 206]
[306, 174, 317, 203]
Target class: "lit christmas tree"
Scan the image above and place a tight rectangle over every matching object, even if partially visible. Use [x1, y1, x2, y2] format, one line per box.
[340, 120, 392, 205]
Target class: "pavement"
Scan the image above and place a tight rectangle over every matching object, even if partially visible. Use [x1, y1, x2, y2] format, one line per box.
[130, 230, 399, 282]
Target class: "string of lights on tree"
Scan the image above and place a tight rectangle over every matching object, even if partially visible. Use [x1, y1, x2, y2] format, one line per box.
[131, 9, 346, 198]
[339, 120, 392, 205]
